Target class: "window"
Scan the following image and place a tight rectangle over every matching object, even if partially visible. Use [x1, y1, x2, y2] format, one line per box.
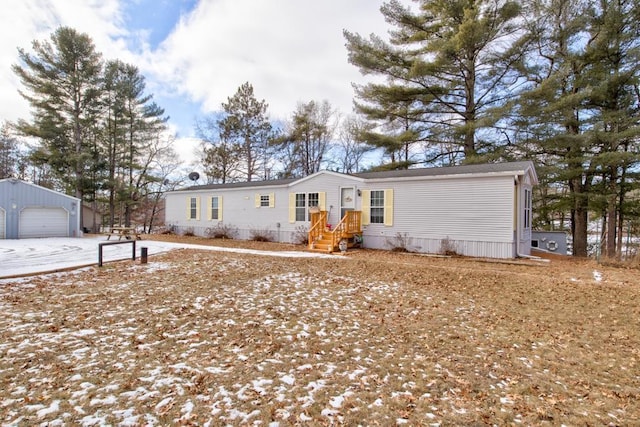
[307, 192, 319, 221]
[210, 196, 220, 220]
[255, 193, 275, 208]
[293, 192, 320, 222]
[295, 193, 306, 222]
[189, 197, 198, 220]
[524, 189, 531, 229]
[289, 192, 325, 223]
[370, 190, 384, 224]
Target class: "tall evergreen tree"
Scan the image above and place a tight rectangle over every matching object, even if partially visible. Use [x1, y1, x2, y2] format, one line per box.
[344, 0, 527, 164]
[100, 60, 168, 227]
[583, 0, 640, 258]
[13, 27, 103, 215]
[218, 82, 274, 182]
[517, 0, 640, 257]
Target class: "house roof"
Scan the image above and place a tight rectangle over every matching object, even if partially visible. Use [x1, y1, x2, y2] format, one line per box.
[177, 178, 297, 192]
[174, 161, 537, 192]
[352, 161, 536, 180]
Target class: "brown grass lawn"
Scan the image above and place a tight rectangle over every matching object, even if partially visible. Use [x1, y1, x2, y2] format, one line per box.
[1, 236, 639, 425]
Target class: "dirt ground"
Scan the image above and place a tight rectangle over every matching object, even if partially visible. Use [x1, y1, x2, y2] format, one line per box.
[1, 235, 639, 425]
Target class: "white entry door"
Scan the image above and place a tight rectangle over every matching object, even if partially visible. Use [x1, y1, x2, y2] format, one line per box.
[19, 207, 69, 238]
[340, 187, 355, 219]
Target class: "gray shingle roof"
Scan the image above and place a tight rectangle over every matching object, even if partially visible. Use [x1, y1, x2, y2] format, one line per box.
[175, 161, 535, 191]
[176, 178, 296, 192]
[351, 161, 535, 180]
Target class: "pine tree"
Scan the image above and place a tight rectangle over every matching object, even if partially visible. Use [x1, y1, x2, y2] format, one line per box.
[100, 60, 168, 227]
[344, 0, 527, 164]
[13, 27, 103, 215]
[218, 83, 274, 182]
[517, 0, 640, 257]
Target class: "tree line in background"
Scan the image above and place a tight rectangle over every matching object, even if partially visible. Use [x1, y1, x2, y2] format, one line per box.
[3, 0, 640, 259]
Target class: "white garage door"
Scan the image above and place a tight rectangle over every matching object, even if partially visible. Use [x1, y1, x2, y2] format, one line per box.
[0, 208, 5, 239]
[19, 207, 69, 238]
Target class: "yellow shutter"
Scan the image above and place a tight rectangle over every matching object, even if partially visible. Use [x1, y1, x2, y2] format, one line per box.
[218, 196, 223, 221]
[207, 196, 212, 220]
[319, 192, 326, 210]
[255, 193, 261, 208]
[384, 189, 394, 226]
[269, 192, 275, 208]
[288, 193, 296, 223]
[361, 189, 370, 225]
[195, 197, 201, 220]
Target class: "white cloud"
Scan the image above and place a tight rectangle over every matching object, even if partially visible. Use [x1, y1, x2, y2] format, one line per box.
[1, 0, 394, 165]
[140, 0, 389, 120]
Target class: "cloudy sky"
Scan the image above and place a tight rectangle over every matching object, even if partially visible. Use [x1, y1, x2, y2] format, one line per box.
[0, 0, 396, 166]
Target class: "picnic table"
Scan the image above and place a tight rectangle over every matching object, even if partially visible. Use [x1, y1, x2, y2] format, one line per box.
[107, 226, 141, 241]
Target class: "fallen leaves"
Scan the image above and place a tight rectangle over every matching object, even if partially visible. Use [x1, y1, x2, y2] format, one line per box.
[0, 243, 639, 425]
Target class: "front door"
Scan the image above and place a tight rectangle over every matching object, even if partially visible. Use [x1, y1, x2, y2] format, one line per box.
[340, 187, 355, 219]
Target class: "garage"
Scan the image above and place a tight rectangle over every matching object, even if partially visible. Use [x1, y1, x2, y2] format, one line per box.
[0, 178, 81, 239]
[0, 208, 5, 239]
[19, 207, 70, 238]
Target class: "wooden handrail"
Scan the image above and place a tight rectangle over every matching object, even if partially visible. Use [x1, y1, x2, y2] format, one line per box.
[330, 211, 361, 250]
[308, 211, 327, 248]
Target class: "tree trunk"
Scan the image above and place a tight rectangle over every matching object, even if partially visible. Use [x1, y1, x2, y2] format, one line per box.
[572, 204, 589, 257]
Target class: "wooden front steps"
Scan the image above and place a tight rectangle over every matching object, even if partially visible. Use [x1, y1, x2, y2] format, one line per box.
[308, 210, 362, 253]
[309, 231, 360, 253]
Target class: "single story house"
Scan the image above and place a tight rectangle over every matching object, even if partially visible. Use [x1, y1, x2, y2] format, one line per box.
[164, 161, 538, 259]
[0, 178, 82, 239]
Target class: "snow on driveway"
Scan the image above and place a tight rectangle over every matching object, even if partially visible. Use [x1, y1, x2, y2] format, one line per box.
[0, 236, 336, 278]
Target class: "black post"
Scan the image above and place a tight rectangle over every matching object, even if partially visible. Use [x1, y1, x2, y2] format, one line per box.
[141, 247, 148, 264]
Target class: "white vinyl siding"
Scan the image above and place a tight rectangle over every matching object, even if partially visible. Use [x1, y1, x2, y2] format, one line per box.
[388, 176, 513, 242]
[19, 207, 68, 238]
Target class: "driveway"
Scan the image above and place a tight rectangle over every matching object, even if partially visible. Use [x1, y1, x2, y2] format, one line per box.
[0, 236, 334, 279]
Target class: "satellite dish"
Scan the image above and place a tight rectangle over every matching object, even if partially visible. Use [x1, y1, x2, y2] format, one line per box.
[188, 172, 200, 182]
